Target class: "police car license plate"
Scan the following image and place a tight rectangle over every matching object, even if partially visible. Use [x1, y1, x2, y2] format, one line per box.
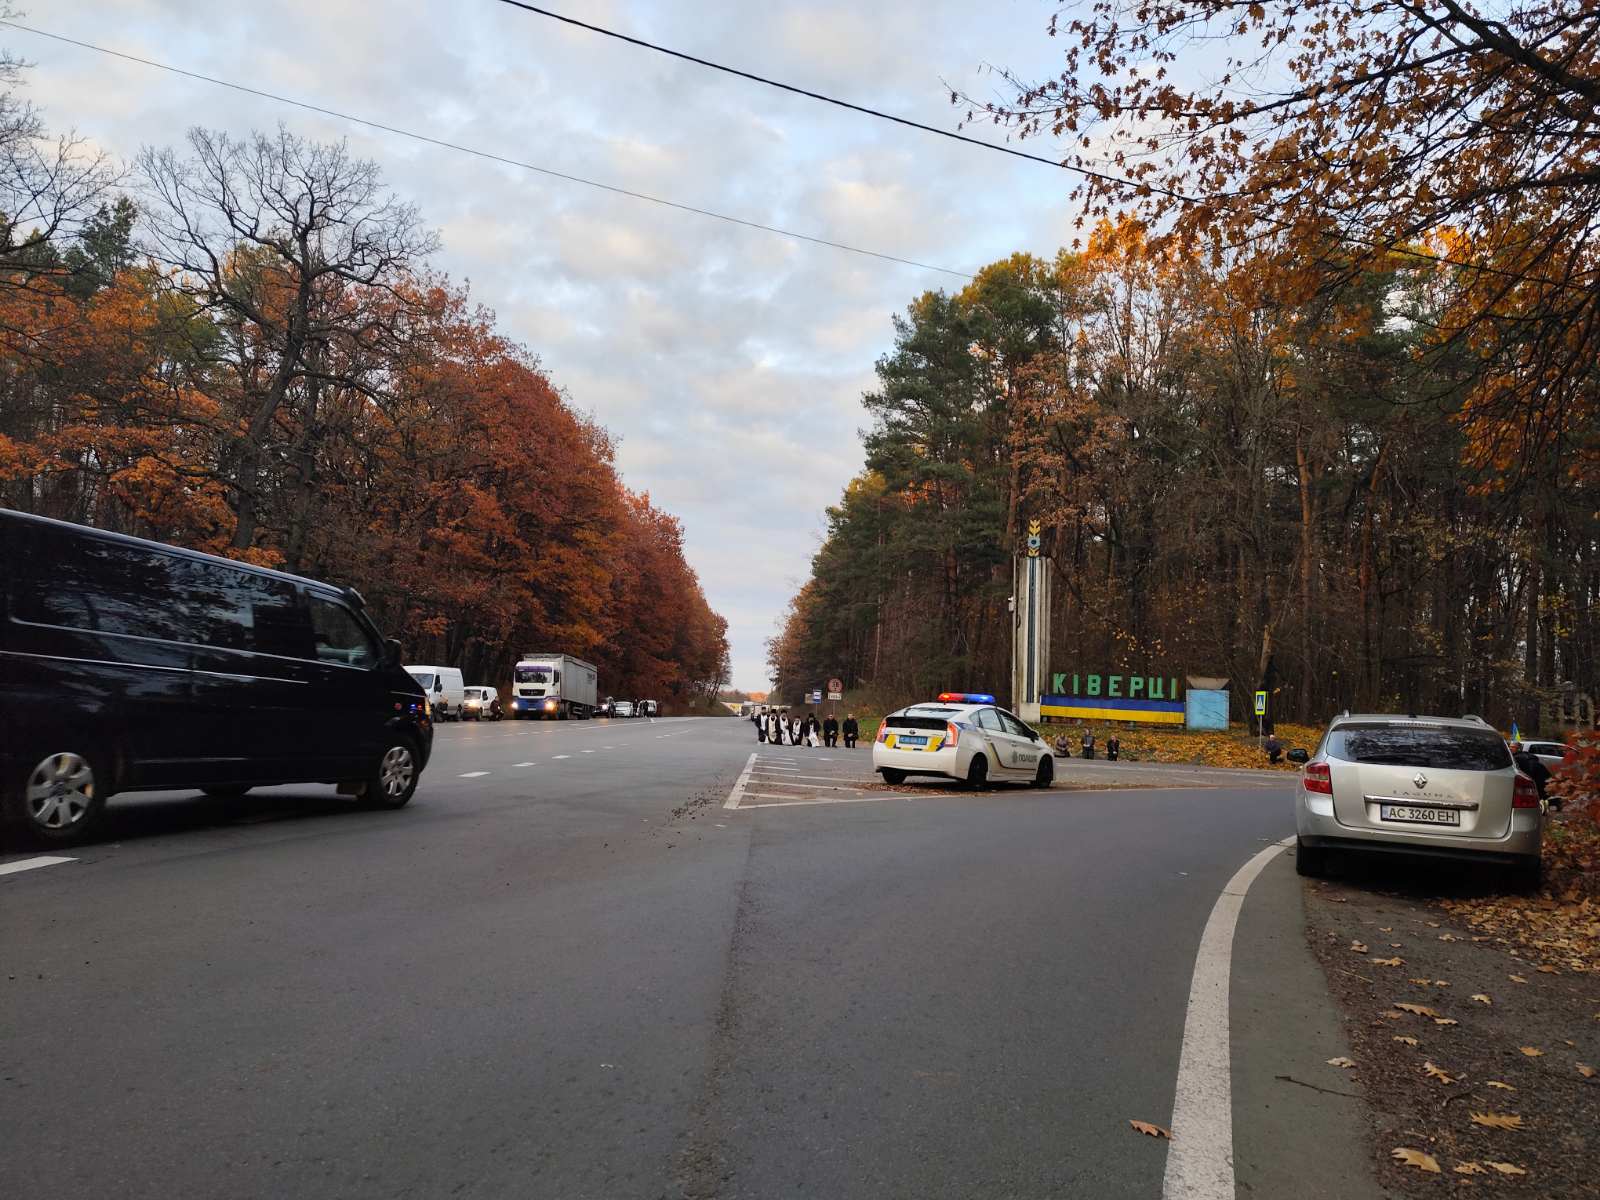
[1379, 804, 1460, 826]
[898, 735, 928, 747]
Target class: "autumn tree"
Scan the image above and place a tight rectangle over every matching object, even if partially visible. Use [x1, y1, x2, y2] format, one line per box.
[138, 125, 438, 551]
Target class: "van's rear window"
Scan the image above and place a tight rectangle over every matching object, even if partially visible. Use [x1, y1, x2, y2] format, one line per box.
[1328, 725, 1512, 771]
[408, 672, 437, 689]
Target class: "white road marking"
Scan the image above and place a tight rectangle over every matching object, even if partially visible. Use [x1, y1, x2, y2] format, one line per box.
[552, 754, 571, 760]
[514, 761, 535, 767]
[749, 772, 873, 785]
[722, 752, 758, 810]
[0, 855, 75, 878]
[1162, 835, 1295, 1200]
[459, 771, 490, 778]
[582, 750, 595, 754]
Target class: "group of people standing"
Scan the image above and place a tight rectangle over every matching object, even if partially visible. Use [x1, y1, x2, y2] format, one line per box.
[1051, 729, 1120, 760]
[752, 707, 859, 748]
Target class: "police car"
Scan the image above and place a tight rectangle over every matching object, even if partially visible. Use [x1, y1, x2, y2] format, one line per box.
[872, 693, 1053, 789]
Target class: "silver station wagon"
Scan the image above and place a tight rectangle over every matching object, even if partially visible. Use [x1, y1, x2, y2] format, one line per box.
[1291, 713, 1543, 889]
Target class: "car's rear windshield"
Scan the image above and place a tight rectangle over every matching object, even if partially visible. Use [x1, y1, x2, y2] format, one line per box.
[1327, 724, 1512, 771]
[408, 671, 436, 688]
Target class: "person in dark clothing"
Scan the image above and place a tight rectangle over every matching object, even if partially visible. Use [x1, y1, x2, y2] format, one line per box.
[1080, 730, 1096, 760]
[823, 714, 839, 747]
[842, 714, 859, 748]
[1513, 748, 1553, 806]
[1264, 733, 1283, 764]
[1105, 734, 1120, 762]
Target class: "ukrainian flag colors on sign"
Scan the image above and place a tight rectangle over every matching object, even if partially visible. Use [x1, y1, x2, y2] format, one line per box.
[1040, 694, 1186, 725]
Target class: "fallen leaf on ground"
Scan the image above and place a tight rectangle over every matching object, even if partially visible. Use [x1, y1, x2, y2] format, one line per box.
[1579, 1064, 1597, 1079]
[1423, 1061, 1456, 1083]
[1372, 957, 1403, 966]
[1510, 975, 1528, 984]
[1129, 1119, 1171, 1139]
[1392, 1147, 1441, 1174]
[1427, 921, 1441, 928]
[1326, 1056, 1356, 1069]
[1471, 994, 1492, 1005]
[1434, 1018, 1459, 1026]
[1380, 1009, 1406, 1019]
[1379, 926, 1393, 932]
[1470, 1112, 1525, 1130]
[1454, 1162, 1485, 1175]
[1389, 942, 1402, 947]
[1433, 980, 1450, 986]
[1520, 1046, 1544, 1057]
[1485, 1162, 1527, 1176]
[1395, 1002, 1441, 1017]
[1350, 941, 1369, 954]
[1536, 964, 1559, 974]
[1438, 933, 1459, 942]
[1487, 1081, 1516, 1090]
[1393, 1036, 1419, 1046]
[1408, 977, 1431, 985]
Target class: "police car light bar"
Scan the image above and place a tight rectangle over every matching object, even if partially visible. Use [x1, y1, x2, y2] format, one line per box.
[938, 692, 996, 704]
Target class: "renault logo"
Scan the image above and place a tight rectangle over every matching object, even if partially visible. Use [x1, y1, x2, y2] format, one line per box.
[1414, 772, 1428, 789]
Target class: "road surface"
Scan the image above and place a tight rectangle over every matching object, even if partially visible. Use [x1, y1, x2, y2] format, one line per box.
[1, 716, 1370, 1199]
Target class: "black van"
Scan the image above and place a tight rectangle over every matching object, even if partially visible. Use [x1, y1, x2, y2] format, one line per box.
[0, 509, 433, 843]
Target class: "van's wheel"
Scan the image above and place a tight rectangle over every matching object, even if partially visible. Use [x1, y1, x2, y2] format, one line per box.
[362, 738, 420, 809]
[10, 750, 107, 843]
[201, 785, 251, 799]
[1295, 837, 1327, 878]
[879, 768, 907, 785]
[1033, 754, 1054, 789]
[965, 754, 990, 790]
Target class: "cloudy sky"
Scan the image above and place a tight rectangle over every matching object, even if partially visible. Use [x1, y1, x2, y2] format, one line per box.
[17, 0, 1085, 690]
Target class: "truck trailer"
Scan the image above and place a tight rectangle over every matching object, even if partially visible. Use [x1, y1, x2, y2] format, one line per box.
[509, 653, 599, 720]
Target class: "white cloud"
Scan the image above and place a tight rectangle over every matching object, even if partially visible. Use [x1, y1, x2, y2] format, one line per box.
[15, 0, 1081, 689]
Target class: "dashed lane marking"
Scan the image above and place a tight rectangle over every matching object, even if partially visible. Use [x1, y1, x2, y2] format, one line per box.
[0, 855, 75, 878]
[514, 761, 535, 767]
[552, 754, 571, 760]
[582, 750, 595, 754]
[459, 771, 490, 778]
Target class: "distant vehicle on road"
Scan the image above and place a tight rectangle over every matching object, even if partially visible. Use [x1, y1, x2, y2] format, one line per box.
[640, 699, 659, 717]
[1291, 713, 1542, 889]
[612, 700, 636, 719]
[0, 508, 433, 844]
[509, 653, 598, 720]
[462, 686, 502, 721]
[598, 696, 615, 717]
[1517, 739, 1570, 771]
[405, 665, 465, 721]
[873, 692, 1052, 790]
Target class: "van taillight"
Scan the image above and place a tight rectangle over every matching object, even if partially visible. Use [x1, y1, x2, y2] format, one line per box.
[1303, 762, 1333, 795]
[1513, 774, 1541, 809]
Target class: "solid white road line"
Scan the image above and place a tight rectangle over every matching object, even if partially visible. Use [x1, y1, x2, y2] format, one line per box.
[723, 752, 758, 810]
[0, 855, 75, 877]
[1162, 834, 1295, 1200]
[459, 771, 490, 778]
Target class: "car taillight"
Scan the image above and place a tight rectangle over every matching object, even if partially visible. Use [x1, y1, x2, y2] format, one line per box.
[876, 721, 889, 743]
[945, 721, 960, 747]
[1303, 762, 1333, 795]
[1513, 774, 1541, 809]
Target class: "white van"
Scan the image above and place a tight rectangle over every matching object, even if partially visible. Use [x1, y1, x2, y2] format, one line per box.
[405, 665, 466, 721]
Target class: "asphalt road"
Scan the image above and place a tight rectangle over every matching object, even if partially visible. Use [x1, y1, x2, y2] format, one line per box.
[1, 715, 1325, 1199]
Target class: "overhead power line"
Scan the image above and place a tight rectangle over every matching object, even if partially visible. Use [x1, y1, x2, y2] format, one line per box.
[491, 1, 1591, 294]
[2, 21, 974, 280]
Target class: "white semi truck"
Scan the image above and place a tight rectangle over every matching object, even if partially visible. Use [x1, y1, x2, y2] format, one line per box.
[509, 653, 598, 720]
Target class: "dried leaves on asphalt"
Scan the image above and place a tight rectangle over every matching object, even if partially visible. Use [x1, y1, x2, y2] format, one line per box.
[1391, 1148, 1441, 1173]
[1469, 1112, 1525, 1130]
[1128, 1119, 1171, 1139]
